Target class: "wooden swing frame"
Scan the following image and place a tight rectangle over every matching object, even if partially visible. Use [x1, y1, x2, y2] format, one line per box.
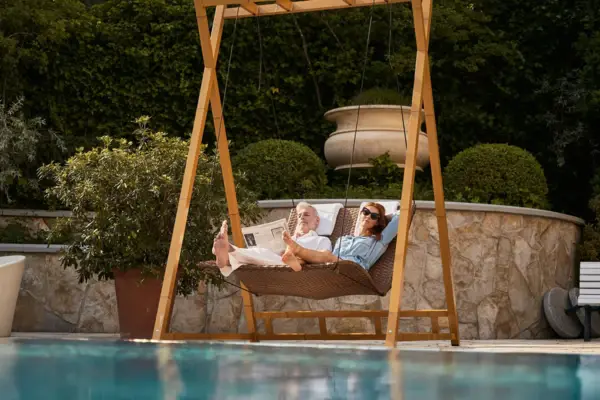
[152, 0, 460, 347]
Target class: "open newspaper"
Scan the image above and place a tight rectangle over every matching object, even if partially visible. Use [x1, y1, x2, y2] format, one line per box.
[241, 218, 289, 254]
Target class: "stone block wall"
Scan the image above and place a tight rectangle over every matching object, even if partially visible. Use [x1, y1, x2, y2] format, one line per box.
[6, 202, 583, 340]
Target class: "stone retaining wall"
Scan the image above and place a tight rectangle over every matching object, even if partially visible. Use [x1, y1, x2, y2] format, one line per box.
[6, 201, 583, 339]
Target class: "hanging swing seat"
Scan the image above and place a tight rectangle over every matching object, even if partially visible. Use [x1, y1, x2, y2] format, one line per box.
[199, 207, 397, 300]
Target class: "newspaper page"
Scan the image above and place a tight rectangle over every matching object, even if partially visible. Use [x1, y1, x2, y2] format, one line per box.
[241, 218, 289, 254]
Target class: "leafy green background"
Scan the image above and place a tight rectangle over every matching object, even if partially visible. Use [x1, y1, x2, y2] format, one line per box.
[1, 0, 600, 223]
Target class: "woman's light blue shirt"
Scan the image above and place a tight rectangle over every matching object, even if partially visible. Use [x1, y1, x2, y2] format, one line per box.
[331, 211, 400, 270]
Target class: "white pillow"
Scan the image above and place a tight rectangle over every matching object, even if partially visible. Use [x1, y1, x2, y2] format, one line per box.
[353, 201, 399, 236]
[311, 203, 344, 236]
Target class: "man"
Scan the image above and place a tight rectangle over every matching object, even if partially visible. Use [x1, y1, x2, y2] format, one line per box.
[212, 202, 331, 276]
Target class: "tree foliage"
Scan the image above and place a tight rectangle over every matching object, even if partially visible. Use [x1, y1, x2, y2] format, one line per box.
[0, 97, 65, 206]
[578, 196, 600, 262]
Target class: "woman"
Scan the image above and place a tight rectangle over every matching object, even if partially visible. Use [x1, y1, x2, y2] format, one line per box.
[282, 202, 400, 271]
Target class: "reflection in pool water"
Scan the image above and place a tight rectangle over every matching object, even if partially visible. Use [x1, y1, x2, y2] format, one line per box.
[0, 339, 599, 399]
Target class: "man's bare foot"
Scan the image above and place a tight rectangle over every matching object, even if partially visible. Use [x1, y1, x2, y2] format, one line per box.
[212, 220, 230, 269]
[282, 231, 301, 253]
[282, 249, 303, 272]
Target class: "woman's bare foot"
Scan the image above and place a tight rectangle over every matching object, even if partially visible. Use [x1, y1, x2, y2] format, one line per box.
[212, 220, 230, 269]
[282, 249, 303, 272]
[282, 231, 301, 253]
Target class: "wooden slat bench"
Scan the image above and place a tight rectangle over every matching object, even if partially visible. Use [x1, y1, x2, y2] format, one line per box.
[574, 262, 600, 341]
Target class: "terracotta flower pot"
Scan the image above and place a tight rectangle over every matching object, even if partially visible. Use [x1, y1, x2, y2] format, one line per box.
[323, 105, 429, 171]
[113, 268, 163, 339]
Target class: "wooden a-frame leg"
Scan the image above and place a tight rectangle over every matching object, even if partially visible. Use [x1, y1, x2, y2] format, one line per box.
[152, 69, 215, 340]
[385, 0, 432, 348]
[152, 5, 218, 340]
[153, 5, 257, 341]
[207, 9, 258, 341]
[422, 62, 460, 346]
[418, 0, 460, 346]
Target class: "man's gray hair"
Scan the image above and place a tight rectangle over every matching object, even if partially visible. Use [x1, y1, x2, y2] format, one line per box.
[295, 201, 317, 213]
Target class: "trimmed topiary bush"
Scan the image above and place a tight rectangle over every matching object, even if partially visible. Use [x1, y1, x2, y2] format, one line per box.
[233, 139, 327, 200]
[443, 143, 549, 209]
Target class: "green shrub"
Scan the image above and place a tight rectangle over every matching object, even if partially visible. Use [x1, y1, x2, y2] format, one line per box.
[443, 143, 549, 209]
[582, 170, 600, 262]
[0, 221, 45, 244]
[579, 196, 600, 262]
[39, 118, 262, 295]
[232, 139, 327, 200]
[351, 88, 410, 106]
[360, 152, 404, 186]
[0, 97, 65, 207]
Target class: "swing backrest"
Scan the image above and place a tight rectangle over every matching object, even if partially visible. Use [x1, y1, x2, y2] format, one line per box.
[286, 206, 397, 294]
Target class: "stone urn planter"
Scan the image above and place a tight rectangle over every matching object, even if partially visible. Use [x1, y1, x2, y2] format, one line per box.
[323, 105, 430, 171]
[0, 255, 25, 337]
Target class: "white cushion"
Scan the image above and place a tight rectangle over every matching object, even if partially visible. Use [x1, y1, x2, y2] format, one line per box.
[311, 203, 344, 236]
[353, 201, 399, 236]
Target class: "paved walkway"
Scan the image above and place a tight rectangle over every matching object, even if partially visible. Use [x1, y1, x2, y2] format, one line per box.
[3, 333, 600, 355]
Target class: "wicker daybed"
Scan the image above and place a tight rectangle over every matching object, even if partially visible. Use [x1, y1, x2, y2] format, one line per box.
[200, 207, 397, 300]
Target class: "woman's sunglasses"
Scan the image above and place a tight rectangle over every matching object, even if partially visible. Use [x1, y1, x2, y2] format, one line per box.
[361, 207, 380, 220]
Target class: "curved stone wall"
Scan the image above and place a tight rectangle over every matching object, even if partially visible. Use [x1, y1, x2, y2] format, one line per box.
[403, 203, 580, 339]
[241, 200, 583, 340]
[7, 202, 583, 340]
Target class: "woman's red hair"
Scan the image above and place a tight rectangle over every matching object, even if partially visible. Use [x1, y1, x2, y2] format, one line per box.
[363, 202, 388, 240]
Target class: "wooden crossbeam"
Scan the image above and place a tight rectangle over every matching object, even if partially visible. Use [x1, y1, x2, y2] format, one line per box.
[276, 0, 293, 10]
[222, 0, 409, 19]
[201, 0, 258, 12]
[161, 332, 454, 341]
[160, 309, 451, 342]
[240, 0, 258, 14]
[254, 309, 448, 319]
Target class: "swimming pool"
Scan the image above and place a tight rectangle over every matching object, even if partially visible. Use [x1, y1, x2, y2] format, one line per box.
[0, 339, 598, 399]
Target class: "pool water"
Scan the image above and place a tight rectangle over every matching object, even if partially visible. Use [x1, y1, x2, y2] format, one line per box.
[0, 339, 599, 399]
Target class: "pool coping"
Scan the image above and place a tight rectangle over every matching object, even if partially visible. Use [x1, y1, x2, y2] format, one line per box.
[258, 199, 585, 226]
[0, 202, 585, 226]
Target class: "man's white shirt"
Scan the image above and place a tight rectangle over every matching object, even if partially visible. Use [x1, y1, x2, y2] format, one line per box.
[293, 230, 332, 252]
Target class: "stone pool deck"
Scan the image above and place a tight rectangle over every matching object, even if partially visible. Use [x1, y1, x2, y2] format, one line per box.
[2, 333, 600, 355]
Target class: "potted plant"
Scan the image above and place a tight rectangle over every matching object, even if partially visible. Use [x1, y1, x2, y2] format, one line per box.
[39, 117, 262, 339]
[323, 88, 430, 172]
